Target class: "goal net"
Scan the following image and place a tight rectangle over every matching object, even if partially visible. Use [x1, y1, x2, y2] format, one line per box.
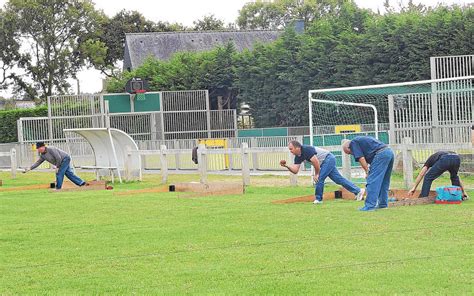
[308, 76, 474, 146]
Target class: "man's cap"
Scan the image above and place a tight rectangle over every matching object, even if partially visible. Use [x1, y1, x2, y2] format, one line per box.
[36, 142, 45, 149]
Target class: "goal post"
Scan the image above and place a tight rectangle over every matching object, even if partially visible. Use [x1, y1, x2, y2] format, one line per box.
[308, 76, 474, 147]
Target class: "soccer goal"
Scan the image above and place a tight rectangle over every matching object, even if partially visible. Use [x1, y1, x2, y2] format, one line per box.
[308, 76, 474, 146]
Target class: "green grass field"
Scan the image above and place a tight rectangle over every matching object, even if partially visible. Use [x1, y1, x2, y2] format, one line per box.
[1, 171, 473, 294]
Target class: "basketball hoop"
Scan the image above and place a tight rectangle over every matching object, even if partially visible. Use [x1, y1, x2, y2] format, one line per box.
[135, 89, 146, 101]
[125, 77, 149, 94]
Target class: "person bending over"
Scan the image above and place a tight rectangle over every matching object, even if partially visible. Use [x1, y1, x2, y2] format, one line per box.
[281, 140, 364, 204]
[342, 136, 394, 211]
[24, 142, 87, 190]
[408, 151, 468, 200]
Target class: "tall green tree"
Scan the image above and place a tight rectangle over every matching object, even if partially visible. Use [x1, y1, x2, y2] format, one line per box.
[193, 14, 225, 31]
[81, 10, 185, 78]
[237, 1, 283, 29]
[235, 28, 305, 127]
[237, 0, 360, 30]
[0, 8, 21, 90]
[201, 43, 238, 109]
[4, 0, 101, 101]
[0, 9, 21, 89]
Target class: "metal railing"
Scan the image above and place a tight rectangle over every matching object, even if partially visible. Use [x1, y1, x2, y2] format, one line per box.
[18, 90, 238, 144]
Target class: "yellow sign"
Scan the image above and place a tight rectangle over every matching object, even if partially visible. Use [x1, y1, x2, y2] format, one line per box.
[198, 138, 229, 168]
[199, 139, 228, 148]
[335, 124, 361, 134]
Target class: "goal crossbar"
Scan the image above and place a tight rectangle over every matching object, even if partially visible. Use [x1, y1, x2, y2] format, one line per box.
[308, 75, 474, 95]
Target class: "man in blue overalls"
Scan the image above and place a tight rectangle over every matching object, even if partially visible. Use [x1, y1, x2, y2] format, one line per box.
[342, 136, 394, 211]
[280, 140, 364, 204]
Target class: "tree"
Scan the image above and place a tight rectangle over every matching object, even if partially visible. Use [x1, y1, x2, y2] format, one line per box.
[0, 8, 21, 90]
[235, 28, 306, 127]
[201, 43, 238, 110]
[81, 10, 185, 78]
[237, 0, 285, 30]
[193, 14, 225, 31]
[4, 0, 101, 101]
[237, 0, 359, 30]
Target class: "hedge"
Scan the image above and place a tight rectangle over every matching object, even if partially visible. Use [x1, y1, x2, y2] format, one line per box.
[0, 107, 48, 143]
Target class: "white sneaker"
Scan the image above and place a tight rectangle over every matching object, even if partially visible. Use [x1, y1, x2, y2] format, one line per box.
[355, 188, 365, 201]
[313, 199, 323, 204]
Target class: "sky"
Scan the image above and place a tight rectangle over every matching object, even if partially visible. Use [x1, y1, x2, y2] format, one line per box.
[0, 0, 470, 98]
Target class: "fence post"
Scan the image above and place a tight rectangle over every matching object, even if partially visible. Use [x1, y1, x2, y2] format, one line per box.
[241, 142, 250, 186]
[228, 152, 233, 171]
[402, 137, 414, 189]
[198, 144, 207, 184]
[251, 137, 258, 171]
[341, 140, 351, 180]
[160, 145, 168, 184]
[131, 150, 144, 182]
[10, 148, 17, 179]
[125, 146, 132, 181]
[388, 95, 396, 144]
[289, 150, 297, 186]
[174, 140, 180, 170]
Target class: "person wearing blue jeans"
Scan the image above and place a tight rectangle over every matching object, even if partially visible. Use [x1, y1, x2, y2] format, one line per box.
[55, 156, 86, 189]
[408, 151, 468, 199]
[280, 141, 364, 204]
[342, 136, 394, 211]
[23, 142, 87, 190]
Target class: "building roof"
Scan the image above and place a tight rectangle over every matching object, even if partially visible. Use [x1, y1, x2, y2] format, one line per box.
[0, 100, 36, 110]
[124, 30, 282, 70]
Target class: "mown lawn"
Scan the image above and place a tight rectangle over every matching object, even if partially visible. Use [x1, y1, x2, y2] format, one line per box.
[0, 171, 473, 294]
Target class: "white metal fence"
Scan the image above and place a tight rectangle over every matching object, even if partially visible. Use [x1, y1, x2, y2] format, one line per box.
[161, 90, 208, 111]
[17, 90, 237, 144]
[431, 54, 474, 80]
[388, 87, 473, 144]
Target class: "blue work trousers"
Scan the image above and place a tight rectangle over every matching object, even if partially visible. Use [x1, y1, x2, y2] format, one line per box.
[315, 153, 360, 201]
[56, 156, 85, 189]
[420, 154, 461, 197]
[365, 148, 394, 209]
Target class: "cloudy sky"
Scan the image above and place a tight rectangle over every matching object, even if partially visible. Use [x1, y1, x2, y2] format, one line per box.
[0, 0, 470, 97]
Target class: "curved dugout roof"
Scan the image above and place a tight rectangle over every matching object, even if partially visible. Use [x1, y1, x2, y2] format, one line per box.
[64, 128, 141, 182]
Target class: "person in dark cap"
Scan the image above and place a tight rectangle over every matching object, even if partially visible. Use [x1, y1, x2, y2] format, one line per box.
[23, 142, 87, 190]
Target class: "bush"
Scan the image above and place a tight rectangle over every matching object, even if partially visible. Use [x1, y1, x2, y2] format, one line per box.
[0, 107, 47, 143]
